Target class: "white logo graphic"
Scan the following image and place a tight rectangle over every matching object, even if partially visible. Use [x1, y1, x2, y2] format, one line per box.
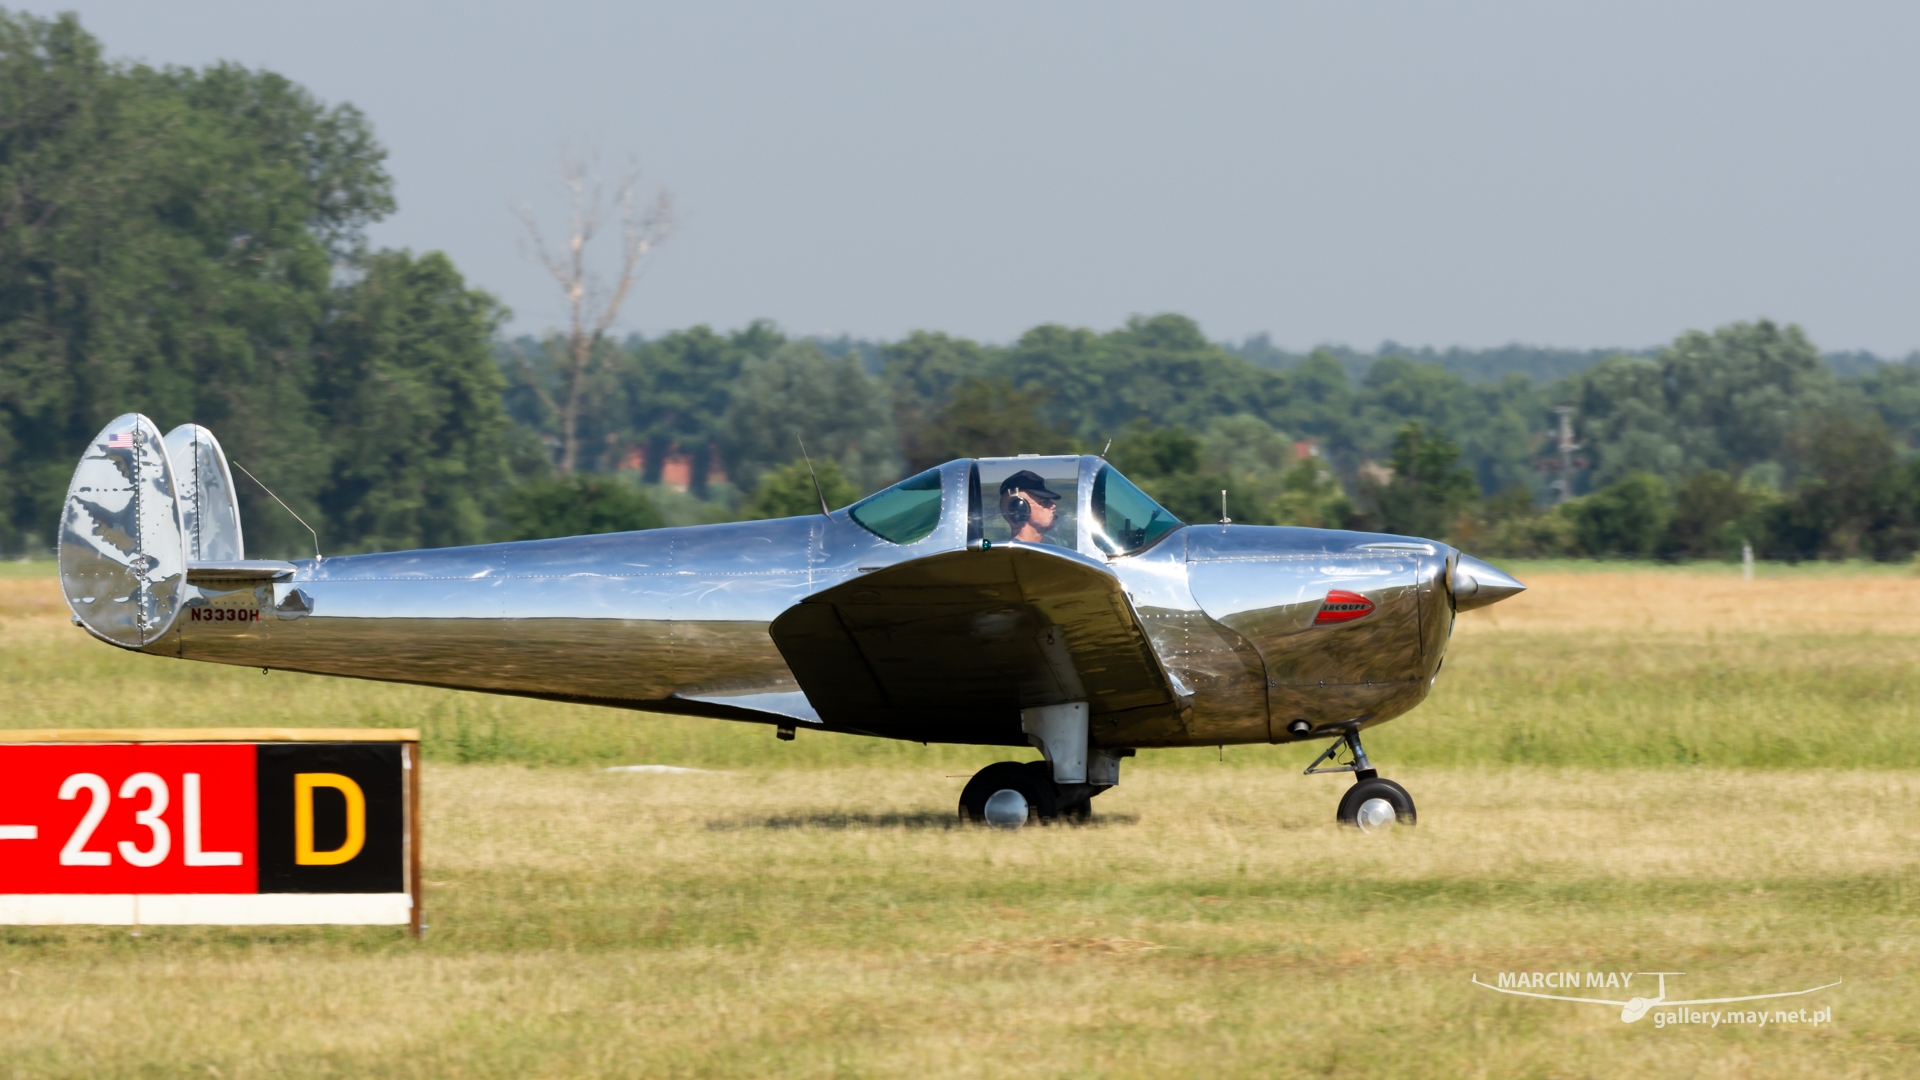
[1471, 971, 1840, 1024]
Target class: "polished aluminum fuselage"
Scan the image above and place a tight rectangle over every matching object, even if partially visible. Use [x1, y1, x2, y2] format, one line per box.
[150, 457, 1457, 749]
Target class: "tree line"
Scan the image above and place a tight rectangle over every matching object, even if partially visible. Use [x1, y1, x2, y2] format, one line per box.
[504, 314, 1920, 562]
[5, 9, 1919, 562]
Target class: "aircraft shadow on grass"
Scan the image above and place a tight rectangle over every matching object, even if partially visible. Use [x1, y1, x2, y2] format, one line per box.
[705, 811, 1142, 831]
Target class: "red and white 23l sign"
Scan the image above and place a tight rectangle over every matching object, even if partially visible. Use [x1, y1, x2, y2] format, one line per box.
[0, 744, 256, 894]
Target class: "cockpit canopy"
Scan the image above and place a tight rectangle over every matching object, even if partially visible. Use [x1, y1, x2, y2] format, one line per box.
[847, 466, 945, 544]
[1089, 463, 1181, 555]
[847, 455, 1182, 557]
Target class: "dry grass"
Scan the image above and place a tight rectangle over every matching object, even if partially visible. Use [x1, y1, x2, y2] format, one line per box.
[1, 562, 1917, 1076]
[1463, 561, 1920, 635]
[1, 766, 1911, 1078]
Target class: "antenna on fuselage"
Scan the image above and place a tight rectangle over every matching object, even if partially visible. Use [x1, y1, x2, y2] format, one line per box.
[1219, 489, 1231, 526]
[796, 435, 832, 517]
[231, 459, 322, 561]
[1099, 438, 1112, 460]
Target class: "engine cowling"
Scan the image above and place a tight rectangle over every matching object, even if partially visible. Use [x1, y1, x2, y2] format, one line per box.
[1184, 526, 1453, 736]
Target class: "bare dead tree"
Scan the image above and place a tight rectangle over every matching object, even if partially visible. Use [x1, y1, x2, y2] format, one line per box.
[517, 157, 674, 475]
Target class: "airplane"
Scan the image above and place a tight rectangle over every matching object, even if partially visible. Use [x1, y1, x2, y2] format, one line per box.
[57, 413, 1526, 830]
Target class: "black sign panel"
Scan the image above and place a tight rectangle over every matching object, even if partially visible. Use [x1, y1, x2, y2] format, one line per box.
[255, 743, 405, 893]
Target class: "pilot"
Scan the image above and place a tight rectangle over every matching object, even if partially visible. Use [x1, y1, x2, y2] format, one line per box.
[998, 470, 1065, 545]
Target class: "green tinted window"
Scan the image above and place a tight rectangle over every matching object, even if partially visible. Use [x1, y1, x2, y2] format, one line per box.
[1090, 465, 1181, 555]
[849, 468, 944, 544]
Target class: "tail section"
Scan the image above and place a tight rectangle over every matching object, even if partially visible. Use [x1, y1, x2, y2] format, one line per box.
[164, 423, 245, 561]
[59, 414, 188, 648]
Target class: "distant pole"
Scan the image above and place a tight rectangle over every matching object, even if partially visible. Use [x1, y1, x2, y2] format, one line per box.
[1742, 540, 1754, 581]
[1551, 406, 1580, 504]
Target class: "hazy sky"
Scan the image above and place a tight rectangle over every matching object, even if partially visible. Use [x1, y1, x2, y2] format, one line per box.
[22, 1, 1920, 353]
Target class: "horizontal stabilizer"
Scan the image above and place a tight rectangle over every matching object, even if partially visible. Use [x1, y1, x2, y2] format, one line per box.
[185, 560, 296, 588]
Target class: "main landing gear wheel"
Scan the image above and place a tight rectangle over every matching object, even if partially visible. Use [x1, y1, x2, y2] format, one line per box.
[1337, 777, 1416, 832]
[959, 761, 1058, 827]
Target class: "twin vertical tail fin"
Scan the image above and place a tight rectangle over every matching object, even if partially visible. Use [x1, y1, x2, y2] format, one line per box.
[164, 424, 245, 562]
[60, 415, 247, 648]
[61, 414, 187, 647]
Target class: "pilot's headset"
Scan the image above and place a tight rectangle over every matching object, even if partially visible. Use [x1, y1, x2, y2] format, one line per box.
[1003, 491, 1032, 527]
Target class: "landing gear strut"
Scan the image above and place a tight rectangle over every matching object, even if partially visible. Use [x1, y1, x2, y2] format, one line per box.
[1305, 727, 1416, 832]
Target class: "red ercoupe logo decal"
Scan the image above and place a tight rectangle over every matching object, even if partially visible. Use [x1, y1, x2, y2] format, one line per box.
[1314, 590, 1375, 625]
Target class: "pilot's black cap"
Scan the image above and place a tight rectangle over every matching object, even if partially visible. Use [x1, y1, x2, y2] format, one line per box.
[998, 470, 1061, 500]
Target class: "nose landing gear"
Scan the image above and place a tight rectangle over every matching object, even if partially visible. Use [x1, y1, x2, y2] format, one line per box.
[1305, 727, 1417, 831]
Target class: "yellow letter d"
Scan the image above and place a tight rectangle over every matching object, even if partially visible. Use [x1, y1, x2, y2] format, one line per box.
[294, 773, 366, 865]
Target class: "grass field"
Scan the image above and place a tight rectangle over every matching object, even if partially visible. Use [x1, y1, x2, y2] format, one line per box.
[1, 561, 1915, 1077]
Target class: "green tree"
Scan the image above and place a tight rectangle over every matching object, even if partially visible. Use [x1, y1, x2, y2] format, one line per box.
[1556, 356, 1680, 489]
[883, 330, 1006, 469]
[1768, 413, 1900, 559]
[1663, 319, 1831, 474]
[1107, 424, 1202, 480]
[718, 341, 898, 494]
[0, 10, 392, 555]
[1364, 423, 1478, 539]
[899, 377, 1074, 471]
[883, 330, 1002, 406]
[1199, 414, 1294, 478]
[1555, 319, 1833, 493]
[499, 475, 663, 541]
[742, 458, 859, 520]
[1265, 457, 1354, 529]
[1105, 424, 1233, 524]
[1454, 487, 1575, 558]
[1854, 360, 1920, 451]
[1269, 349, 1359, 459]
[313, 251, 509, 552]
[1663, 470, 1765, 559]
[1566, 472, 1671, 556]
[1105, 416, 1357, 528]
[592, 321, 785, 490]
[1002, 315, 1287, 444]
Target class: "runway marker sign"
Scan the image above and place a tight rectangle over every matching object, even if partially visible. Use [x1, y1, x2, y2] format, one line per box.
[0, 729, 420, 934]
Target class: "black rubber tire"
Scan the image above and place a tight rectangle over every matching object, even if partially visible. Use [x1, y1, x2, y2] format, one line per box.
[1337, 777, 1417, 828]
[959, 760, 1059, 824]
[1030, 761, 1098, 823]
[1054, 794, 1094, 824]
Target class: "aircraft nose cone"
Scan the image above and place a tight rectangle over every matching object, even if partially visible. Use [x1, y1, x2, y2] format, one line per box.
[1451, 554, 1527, 612]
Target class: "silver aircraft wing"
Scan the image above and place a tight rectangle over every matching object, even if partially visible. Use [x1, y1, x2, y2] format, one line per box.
[769, 543, 1184, 744]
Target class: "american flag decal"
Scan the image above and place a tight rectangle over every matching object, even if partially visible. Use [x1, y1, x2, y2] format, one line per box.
[106, 431, 135, 449]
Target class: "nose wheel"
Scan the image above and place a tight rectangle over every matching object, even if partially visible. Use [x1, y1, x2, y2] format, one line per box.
[1305, 728, 1417, 831]
[1337, 776, 1416, 831]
